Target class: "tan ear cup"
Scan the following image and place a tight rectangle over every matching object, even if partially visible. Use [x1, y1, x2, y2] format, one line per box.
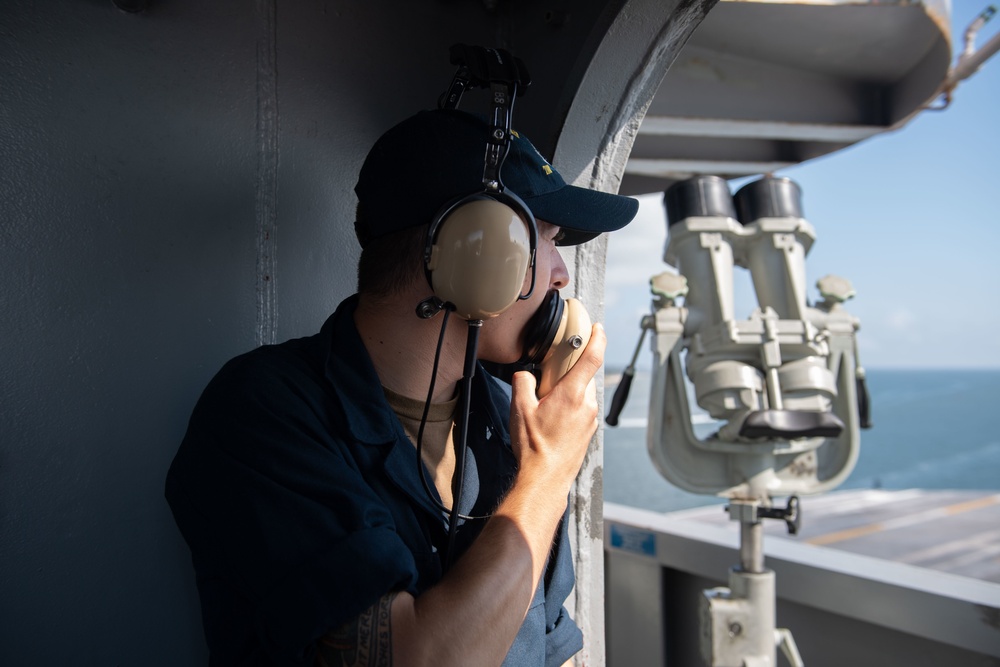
[426, 198, 532, 320]
[537, 297, 592, 397]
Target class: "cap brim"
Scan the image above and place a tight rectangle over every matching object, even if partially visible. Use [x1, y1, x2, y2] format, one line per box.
[524, 184, 639, 246]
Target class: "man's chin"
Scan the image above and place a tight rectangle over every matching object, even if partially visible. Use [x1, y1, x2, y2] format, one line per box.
[478, 349, 523, 366]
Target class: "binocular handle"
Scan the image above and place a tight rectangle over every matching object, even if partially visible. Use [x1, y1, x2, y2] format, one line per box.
[605, 368, 634, 427]
[857, 374, 873, 429]
[606, 326, 649, 426]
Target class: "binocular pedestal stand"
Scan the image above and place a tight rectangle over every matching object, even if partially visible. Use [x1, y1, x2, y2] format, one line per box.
[701, 498, 805, 667]
[603, 174, 872, 666]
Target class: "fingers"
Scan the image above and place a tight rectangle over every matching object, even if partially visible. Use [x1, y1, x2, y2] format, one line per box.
[507, 328, 602, 482]
[561, 323, 606, 391]
[510, 368, 538, 393]
[511, 322, 604, 409]
[510, 370, 539, 411]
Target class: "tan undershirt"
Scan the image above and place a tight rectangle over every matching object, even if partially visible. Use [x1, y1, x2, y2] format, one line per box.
[382, 386, 458, 510]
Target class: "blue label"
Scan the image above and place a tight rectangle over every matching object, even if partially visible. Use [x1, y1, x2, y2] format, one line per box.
[609, 524, 656, 557]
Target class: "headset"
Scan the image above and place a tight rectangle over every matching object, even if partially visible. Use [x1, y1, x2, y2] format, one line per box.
[421, 45, 592, 391]
[421, 44, 537, 321]
[521, 292, 593, 397]
[417, 46, 595, 568]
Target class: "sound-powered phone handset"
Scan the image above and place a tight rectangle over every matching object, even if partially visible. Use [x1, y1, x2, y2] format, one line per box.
[537, 297, 592, 397]
[520, 291, 593, 398]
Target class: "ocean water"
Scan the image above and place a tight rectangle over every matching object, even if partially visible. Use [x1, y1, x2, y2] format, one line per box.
[602, 368, 1000, 513]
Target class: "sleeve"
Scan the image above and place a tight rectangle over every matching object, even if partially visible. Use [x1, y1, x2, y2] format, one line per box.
[165, 354, 416, 665]
[544, 507, 584, 667]
[482, 368, 582, 666]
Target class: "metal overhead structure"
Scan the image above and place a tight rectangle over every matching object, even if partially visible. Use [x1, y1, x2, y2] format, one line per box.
[620, 0, 957, 194]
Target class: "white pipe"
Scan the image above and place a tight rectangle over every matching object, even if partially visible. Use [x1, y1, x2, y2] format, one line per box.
[949, 29, 1000, 85]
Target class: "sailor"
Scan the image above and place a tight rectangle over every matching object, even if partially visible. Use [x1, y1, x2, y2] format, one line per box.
[165, 108, 638, 666]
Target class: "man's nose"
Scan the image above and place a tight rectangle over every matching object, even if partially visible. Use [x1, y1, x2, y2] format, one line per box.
[550, 247, 570, 290]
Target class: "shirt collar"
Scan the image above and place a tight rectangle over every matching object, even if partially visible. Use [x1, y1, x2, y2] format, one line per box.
[319, 295, 515, 522]
[320, 295, 402, 445]
[320, 294, 512, 460]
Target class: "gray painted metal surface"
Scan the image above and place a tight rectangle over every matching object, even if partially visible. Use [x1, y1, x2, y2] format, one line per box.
[620, 0, 953, 194]
[605, 501, 1000, 666]
[0, 1, 709, 664]
[552, 1, 720, 658]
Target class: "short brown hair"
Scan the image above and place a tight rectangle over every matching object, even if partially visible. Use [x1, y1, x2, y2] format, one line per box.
[355, 204, 427, 297]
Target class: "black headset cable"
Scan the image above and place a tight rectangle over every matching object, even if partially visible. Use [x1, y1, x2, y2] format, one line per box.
[415, 308, 492, 531]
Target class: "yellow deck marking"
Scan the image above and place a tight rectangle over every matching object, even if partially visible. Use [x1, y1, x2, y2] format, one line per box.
[943, 495, 1000, 516]
[806, 494, 1000, 547]
[808, 522, 885, 546]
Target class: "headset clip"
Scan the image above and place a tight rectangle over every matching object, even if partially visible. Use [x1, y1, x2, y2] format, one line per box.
[440, 44, 531, 110]
[415, 296, 448, 319]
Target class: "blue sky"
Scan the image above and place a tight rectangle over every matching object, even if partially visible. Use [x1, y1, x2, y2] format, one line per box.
[605, 0, 1000, 371]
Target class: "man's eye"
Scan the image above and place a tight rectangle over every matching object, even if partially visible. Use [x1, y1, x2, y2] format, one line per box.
[552, 230, 566, 243]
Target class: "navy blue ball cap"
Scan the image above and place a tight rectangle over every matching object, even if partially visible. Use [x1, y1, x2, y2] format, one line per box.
[354, 109, 639, 246]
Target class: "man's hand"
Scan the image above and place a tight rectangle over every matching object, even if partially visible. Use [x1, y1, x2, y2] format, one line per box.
[509, 323, 605, 493]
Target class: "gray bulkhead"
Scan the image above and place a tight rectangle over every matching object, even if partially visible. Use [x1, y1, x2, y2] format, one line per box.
[0, 1, 712, 663]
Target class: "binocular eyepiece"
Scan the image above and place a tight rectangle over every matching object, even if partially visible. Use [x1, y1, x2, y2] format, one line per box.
[664, 174, 814, 325]
[665, 173, 804, 225]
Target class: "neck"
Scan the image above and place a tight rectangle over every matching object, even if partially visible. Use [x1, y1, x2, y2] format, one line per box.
[354, 290, 471, 402]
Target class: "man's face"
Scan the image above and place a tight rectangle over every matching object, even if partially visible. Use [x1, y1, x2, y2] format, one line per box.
[478, 219, 570, 364]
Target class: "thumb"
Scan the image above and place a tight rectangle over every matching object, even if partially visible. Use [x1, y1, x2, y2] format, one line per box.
[510, 370, 539, 408]
[509, 371, 538, 449]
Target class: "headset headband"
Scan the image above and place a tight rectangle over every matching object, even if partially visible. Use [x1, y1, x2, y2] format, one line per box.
[424, 45, 538, 311]
[441, 44, 531, 194]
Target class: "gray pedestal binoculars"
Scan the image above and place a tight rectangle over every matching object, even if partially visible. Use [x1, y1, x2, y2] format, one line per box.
[608, 174, 872, 500]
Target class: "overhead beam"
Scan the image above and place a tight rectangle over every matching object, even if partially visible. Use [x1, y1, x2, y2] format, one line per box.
[639, 115, 886, 143]
[625, 156, 797, 179]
